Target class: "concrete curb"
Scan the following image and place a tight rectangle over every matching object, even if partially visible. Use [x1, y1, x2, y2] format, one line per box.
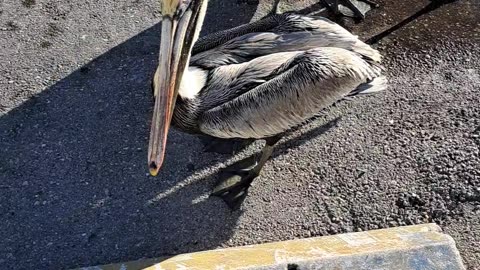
[78, 223, 465, 270]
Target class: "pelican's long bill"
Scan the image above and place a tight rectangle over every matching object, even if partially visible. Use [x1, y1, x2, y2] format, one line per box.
[148, 0, 204, 176]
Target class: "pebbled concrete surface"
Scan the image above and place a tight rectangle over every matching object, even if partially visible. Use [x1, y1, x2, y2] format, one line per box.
[0, 0, 479, 269]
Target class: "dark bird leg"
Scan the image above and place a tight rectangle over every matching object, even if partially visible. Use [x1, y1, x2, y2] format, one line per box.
[366, 0, 458, 44]
[211, 135, 282, 209]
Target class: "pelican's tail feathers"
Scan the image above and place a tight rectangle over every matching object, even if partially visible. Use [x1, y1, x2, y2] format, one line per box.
[350, 75, 388, 96]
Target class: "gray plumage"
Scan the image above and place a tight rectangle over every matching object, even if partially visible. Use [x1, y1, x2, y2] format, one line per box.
[172, 13, 386, 139]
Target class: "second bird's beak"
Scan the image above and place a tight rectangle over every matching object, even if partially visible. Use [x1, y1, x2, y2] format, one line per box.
[148, 0, 204, 176]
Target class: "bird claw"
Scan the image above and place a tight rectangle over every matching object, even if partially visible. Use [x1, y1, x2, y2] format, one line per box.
[211, 173, 247, 196]
[211, 172, 254, 210]
[216, 185, 249, 210]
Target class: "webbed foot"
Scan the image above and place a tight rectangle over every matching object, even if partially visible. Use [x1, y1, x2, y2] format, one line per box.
[325, 0, 378, 20]
[211, 171, 256, 210]
[210, 135, 282, 210]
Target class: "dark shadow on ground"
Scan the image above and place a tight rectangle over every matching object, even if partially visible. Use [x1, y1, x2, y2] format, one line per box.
[0, 1, 258, 269]
[0, 1, 350, 269]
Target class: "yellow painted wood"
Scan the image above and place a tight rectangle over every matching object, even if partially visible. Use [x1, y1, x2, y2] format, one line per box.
[79, 224, 464, 270]
[143, 224, 445, 270]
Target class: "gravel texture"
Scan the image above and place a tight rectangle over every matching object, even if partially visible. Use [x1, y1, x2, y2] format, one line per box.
[0, 0, 479, 269]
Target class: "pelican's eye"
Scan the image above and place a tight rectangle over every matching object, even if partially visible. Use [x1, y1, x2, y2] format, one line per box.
[174, 0, 193, 18]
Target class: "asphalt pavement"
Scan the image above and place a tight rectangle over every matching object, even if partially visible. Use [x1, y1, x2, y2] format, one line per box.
[0, 0, 479, 269]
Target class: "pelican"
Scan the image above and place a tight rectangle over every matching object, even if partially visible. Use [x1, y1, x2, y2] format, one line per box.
[148, 0, 386, 208]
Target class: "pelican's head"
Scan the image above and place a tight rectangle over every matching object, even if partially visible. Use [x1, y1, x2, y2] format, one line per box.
[148, 0, 207, 176]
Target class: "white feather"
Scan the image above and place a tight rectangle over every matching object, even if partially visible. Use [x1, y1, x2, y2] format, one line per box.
[178, 67, 208, 99]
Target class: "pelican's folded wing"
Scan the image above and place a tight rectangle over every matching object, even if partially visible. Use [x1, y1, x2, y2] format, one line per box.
[198, 47, 384, 139]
